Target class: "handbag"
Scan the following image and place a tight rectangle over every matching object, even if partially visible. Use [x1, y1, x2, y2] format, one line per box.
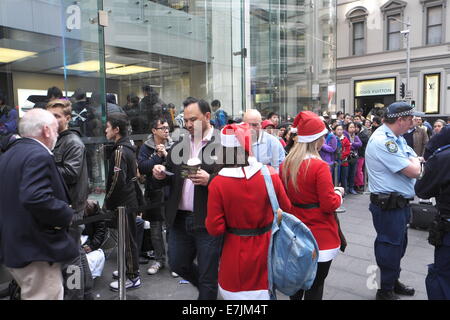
[261, 166, 319, 299]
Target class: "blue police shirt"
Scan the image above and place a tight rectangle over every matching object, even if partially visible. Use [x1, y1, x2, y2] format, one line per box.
[365, 124, 417, 198]
[252, 131, 285, 172]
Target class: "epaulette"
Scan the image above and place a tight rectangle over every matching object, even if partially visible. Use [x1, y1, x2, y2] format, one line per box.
[431, 144, 450, 158]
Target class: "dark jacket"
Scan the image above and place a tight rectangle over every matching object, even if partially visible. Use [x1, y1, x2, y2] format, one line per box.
[82, 208, 107, 251]
[138, 135, 174, 221]
[152, 129, 221, 230]
[357, 129, 370, 158]
[104, 137, 139, 211]
[0, 138, 78, 268]
[53, 129, 89, 216]
[415, 146, 450, 216]
[0, 105, 18, 136]
[424, 125, 450, 160]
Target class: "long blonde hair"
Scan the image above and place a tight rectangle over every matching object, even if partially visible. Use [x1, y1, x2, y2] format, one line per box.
[282, 136, 324, 192]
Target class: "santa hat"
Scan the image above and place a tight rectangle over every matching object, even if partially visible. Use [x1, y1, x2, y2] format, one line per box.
[261, 119, 275, 129]
[220, 122, 253, 155]
[291, 111, 328, 143]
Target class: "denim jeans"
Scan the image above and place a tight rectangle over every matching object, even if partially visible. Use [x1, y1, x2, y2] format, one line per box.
[168, 211, 223, 300]
[347, 159, 358, 190]
[150, 220, 166, 265]
[340, 165, 349, 192]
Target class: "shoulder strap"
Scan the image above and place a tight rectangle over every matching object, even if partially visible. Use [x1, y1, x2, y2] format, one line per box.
[261, 165, 280, 217]
[432, 144, 450, 157]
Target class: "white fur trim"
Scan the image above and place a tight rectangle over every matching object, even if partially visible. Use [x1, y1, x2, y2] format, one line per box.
[318, 247, 339, 262]
[296, 128, 328, 143]
[220, 132, 241, 148]
[335, 190, 343, 206]
[219, 285, 270, 300]
[218, 161, 263, 179]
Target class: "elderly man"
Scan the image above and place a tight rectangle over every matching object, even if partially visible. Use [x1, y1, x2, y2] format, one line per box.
[243, 109, 285, 172]
[0, 108, 78, 300]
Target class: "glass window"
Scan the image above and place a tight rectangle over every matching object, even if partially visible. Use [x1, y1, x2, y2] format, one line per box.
[387, 15, 402, 51]
[427, 6, 442, 45]
[353, 21, 365, 55]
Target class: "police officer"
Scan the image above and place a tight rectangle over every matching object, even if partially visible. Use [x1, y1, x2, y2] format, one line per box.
[365, 101, 423, 300]
[415, 132, 450, 300]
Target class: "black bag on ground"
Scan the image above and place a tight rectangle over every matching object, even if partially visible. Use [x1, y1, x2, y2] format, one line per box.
[409, 201, 438, 230]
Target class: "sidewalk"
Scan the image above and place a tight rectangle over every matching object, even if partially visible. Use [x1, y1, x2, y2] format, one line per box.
[0, 193, 434, 300]
[92, 193, 433, 300]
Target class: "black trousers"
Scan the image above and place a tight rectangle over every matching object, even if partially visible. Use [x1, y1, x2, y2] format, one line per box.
[289, 260, 332, 300]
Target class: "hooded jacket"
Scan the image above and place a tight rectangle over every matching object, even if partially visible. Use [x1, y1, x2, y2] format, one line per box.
[138, 135, 173, 220]
[104, 137, 139, 211]
[53, 128, 89, 216]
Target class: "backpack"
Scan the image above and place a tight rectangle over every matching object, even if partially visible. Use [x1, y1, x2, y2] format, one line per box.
[262, 166, 319, 299]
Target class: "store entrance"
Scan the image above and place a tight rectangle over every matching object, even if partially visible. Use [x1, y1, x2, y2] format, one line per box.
[355, 95, 396, 118]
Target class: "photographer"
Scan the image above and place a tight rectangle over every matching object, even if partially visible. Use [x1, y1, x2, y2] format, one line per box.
[415, 139, 450, 300]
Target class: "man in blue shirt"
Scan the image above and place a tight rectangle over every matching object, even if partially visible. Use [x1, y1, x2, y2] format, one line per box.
[365, 101, 423, 300]
[243, 109, 285, 172]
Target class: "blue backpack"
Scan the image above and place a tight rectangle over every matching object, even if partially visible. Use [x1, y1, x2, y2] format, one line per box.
[262, 165, 319, 299]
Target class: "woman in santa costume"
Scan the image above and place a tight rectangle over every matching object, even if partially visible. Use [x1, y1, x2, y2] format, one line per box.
[280, 111, 345, 300]
[205, 122, 291, 300]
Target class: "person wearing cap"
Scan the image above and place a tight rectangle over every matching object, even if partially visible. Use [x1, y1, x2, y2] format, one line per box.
[262, 119, 287, 148]
[280, 111, 345, 300]
[414, 127, 450, 300]
[206, 123, 291, 299]
[244, 110, 285, 172]
[365, 101, 423, 300]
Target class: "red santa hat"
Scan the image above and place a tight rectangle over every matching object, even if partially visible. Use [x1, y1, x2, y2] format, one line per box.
[291, 111, 328, 143]
[261, 119, 275, 129]
[220, 122, 253, 156]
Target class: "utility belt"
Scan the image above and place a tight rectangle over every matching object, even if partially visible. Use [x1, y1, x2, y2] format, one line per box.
[370, 193, 413, 210]
[428, 215, 450, 247]
[227, 222, 272, 237]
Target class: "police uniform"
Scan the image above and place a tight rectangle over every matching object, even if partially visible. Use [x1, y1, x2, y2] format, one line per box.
[415, 144, 450, 300]
[365, 102, 423, 300]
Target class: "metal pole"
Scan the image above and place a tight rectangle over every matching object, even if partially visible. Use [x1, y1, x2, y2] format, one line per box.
[117, 206, 127, 300]
[405, 17, 411, 101]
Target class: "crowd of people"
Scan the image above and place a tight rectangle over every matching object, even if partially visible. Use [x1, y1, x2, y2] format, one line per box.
[0, 86, 449, 301]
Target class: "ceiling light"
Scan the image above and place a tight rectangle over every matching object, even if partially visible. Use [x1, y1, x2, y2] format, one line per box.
[106, 65, 158, 75]
[64, 60, 124, 72]
[0, 48, 37, 63]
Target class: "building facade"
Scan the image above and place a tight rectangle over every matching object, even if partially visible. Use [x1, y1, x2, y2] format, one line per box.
[337, 0, 450, 118]
[0, 0, 337, 193]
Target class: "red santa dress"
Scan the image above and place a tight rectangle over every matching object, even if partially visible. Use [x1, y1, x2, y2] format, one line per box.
[206, 162, 291, 299]
[280, 156, 342, 262]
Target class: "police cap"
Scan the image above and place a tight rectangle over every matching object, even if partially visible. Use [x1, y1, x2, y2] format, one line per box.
[384, 101, 424, 119]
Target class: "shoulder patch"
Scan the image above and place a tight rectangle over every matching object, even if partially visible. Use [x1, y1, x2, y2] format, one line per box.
[385, 141, 398, 153]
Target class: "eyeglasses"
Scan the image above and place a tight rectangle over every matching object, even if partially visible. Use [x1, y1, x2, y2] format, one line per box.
[155, 126, 170, 131]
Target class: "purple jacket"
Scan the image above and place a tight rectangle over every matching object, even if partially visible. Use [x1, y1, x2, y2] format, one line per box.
[319, 133, 337, 165]
[343, 131, 362, 151]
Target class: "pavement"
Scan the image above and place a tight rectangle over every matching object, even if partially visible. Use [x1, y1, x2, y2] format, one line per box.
[0, 192, 434, 300]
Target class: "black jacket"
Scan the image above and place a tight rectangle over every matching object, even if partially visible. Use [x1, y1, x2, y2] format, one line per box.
[153, 129, 221, 230]
[415, 145, 450, 216]
[53, 129, 89, 216]
[138, 135, 174, 221]
[82, 209, 107, 251]
[0, 138, 78, 268]
[104, 137, 139, 211]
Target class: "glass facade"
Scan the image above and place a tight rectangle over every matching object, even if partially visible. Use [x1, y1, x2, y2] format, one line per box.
[0, 0, 336, 193]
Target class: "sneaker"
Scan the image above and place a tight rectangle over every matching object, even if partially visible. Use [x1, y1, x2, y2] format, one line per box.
[112, 270, 119, 279]
[171, 272, 179, 278]
[109, 276, 141, 291]
[349, 188, 358, 195]
[147, 262, 163, 275]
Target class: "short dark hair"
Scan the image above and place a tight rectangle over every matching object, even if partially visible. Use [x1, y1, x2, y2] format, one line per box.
[355, 108, 363, 113]
[344, 122, 356, 131]
[211, 99, 221, 108]
[47, 86, 63, 99]
[106, 93, 116, 104]
[73, 88, 86, 100]
[267, 112, 279, 119]
[142, 85, 155, 94]
[183, 97, 211, 115]
[107, 114, 129, 137]
[336, 111, 343, 116]
[372, 116, 382, 125]
[150, 118, 168, 131]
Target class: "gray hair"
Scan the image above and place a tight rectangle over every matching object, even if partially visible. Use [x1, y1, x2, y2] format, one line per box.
[19, 108, 56, 138]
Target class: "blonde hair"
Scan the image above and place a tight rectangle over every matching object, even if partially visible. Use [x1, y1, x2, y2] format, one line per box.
[282, 136, 324, 192]
[46, 99, 72, 117]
